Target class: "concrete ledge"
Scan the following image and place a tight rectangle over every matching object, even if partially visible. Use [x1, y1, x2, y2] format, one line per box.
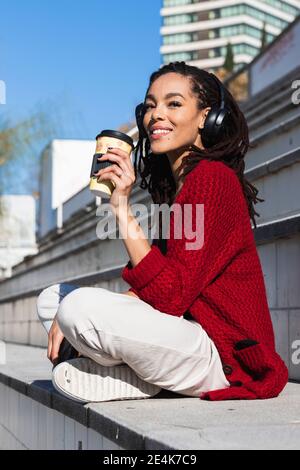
[254, 214, 300, 244]
[246, 147, 300, 182]
[240, 65, 300, 116]
[250, 114, 300, 147]
[0, 343, 300, 450]
[0, 266, 124, 304]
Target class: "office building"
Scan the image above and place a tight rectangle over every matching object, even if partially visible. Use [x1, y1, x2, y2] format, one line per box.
[160, 0, 300, 70]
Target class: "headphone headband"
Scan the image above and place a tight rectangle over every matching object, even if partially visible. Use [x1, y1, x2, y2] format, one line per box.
[209, 73, 225, 111]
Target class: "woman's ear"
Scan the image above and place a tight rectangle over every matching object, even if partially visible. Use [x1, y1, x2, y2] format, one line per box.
[199, 107, 211, 130]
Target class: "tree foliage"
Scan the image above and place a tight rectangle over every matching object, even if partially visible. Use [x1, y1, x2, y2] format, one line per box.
[224, 42, 234, 72]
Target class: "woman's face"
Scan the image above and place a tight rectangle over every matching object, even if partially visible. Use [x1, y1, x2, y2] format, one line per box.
[143, 72, 210, 155]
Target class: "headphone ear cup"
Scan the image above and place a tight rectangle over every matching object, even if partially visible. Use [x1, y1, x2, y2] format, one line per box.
[201, 106, 219, 148]
[201, 106, 231, 148]
[135, 103, 148, 139]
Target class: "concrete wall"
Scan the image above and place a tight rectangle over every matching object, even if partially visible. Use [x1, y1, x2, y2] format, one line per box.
[250, 18, 300, 96]
[241, 66, 300, 380]
[0, 382, 122, 450]
[0, 195, 38, 280]
[257, 236, 300, 379]
[249, 159, 300, 225]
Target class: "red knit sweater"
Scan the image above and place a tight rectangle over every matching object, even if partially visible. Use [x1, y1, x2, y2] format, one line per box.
[122, 159, 288, 400]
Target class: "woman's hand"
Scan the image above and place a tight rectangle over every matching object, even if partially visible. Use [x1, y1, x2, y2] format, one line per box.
[47, 316, 64, 365]
[123, 290, 140, 298]
[93, 147, 136, 213]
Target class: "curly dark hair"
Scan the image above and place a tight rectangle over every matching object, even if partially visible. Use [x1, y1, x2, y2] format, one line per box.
[133, 61, 264, 230]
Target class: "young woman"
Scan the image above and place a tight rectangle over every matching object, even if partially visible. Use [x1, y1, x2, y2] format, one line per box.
[36, 61, 288, 403]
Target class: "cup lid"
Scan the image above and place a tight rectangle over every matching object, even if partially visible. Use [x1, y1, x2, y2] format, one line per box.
[96, 130, 134, 149]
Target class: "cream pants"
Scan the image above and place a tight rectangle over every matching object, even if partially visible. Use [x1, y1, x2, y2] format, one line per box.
[36, 283, 230, 397]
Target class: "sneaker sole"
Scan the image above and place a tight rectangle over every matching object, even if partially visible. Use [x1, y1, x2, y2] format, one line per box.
[52, 358, 162, 403]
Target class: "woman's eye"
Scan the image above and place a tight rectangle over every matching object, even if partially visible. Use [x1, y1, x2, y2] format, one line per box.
[169, 101, 182, 107]
[144, 101, 181, 110]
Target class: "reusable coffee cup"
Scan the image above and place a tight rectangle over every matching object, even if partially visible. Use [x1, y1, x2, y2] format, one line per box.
[89, 130, 134, 199]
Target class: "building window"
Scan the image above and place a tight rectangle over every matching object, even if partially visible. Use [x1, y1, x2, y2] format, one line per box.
[164, 13, 198, 26]
[219, 23, 275, 41]
[163, 51, 198, 63]
[220, 4, 290, 30]
[263, 0, 299, 16]
[163, 33, 193, 45]
[220, 43, 258, 57]
[163, 0, 197, 6]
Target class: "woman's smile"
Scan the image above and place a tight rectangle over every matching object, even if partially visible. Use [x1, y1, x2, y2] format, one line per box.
[150, 129, 173, 140]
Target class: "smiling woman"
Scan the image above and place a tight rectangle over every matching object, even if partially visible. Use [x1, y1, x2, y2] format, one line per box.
[142, 74, 212, 196]
[36, 60, 288, 404]
[133, 61, 262, 227]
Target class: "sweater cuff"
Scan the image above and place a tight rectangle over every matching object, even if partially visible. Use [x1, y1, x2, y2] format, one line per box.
[122, 245, 168, 291]
[233, 342, 271, 375]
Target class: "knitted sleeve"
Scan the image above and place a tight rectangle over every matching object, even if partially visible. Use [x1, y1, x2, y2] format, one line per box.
[122, 161, 245, 316]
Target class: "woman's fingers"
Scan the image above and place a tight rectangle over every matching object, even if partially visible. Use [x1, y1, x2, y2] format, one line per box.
[47, 318, 64, 364]
[97, 166, 135, 184]
[98, 170, 134, 188]
[97, 148, 134, 177]
[96, 164, 123, 179]
[47, 335, 52, 360]
[97, 153, 132, 177]
[97, 171, 124, 189]
[50, 333, 64, 364]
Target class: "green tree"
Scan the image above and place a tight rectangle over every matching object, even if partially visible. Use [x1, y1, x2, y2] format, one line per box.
[0, 111, 55, 191]
[224, 42, 234, 73]
[261, 22, 268, 52]
[0, 90, 88, 218]
[0, 106, 60, 218]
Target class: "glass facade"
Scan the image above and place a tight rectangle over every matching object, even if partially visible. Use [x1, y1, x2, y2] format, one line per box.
[163, 32, 199, 45]
[163, 0, 198, 6]
[206, 44, 259, 61]
[263, 0, 300, 15]
[220, 4, 289, 29]
[162, 0, 299, 11]
[162, 48, 257, 68]
[163, 24, 275, 44]
[163, 13, 198, 26]
[220, 43, 258, 56]
[219, 24, 274, 42]
[163, 51, 199, 63]
[161, 0, 300, 70]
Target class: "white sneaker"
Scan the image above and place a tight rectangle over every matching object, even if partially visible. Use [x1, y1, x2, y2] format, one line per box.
[52, 357, 162, 403]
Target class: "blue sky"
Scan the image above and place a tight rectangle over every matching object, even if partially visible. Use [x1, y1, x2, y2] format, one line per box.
[0, 0, 162, 140]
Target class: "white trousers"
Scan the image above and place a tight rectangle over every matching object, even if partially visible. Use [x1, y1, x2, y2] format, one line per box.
[36, 283, 230, 397]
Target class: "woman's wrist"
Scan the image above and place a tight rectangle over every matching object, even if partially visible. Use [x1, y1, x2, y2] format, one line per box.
[114, 202, 151, 267]
[114, 204, 133, 226]
[111, 198, 130, 219]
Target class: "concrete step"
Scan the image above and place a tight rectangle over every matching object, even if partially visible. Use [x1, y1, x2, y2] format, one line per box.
[0, 343, 300, 450]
